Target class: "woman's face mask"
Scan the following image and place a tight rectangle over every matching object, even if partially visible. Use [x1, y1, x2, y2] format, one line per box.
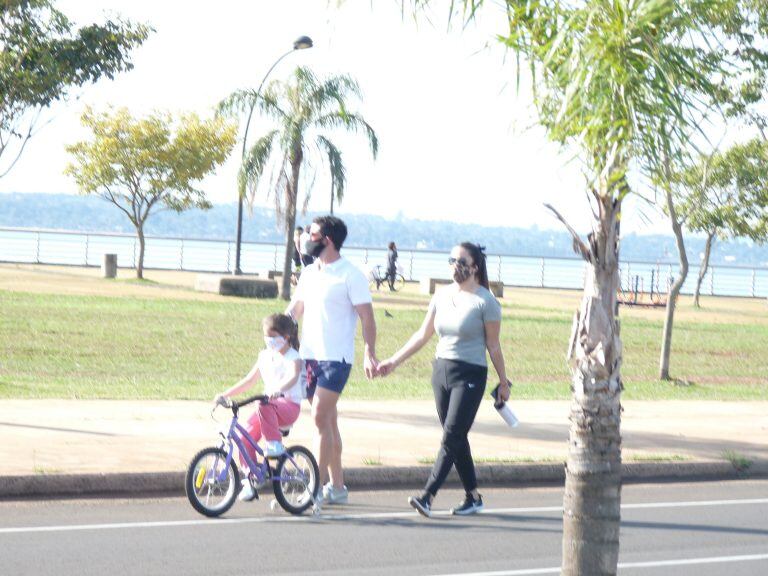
[264, 335, 286, 351]
[449, 253, 474, 284]
[452, 262, 473, 284]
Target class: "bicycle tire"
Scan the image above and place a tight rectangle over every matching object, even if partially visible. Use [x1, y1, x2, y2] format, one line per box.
[369, 278, 379, 292]
[185, 446, 241, 517]
[272, 445, 319, 515]
[393, 274, 405, 292]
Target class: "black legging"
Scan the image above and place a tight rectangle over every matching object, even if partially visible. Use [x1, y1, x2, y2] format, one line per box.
[424, 358, 487, 497]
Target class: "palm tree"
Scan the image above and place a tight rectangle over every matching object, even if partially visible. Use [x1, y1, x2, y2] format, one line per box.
[220, 66, 378, 299]
[405, 0, 768, 573]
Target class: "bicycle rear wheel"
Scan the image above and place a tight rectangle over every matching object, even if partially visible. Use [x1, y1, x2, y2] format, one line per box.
[185, 446, 240, 517]
[272, 445, 319, 515]
[393, 274, 406, 292]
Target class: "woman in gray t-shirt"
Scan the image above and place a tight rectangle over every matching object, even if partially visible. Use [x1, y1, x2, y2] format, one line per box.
[378, 242, 511, 518]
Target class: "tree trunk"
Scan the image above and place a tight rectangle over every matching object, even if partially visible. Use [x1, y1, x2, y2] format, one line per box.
[561, 192, 623, 576]
[693, 229, 716, 308]
[659, 185, 689, 380]
[136, 224, 145, 280]
[280, 155, 302, 301]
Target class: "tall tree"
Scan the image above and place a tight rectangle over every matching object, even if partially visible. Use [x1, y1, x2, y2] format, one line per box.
[0, 0, 149, 178]
[405, 0, 768, 573]
[671, 139, 768, 308]
[219, 66, 378, 299]
[65, 107, 236, 279]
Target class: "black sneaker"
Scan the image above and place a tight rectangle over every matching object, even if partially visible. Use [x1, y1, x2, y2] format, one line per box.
[408, 494, 432, 518]
[451, 493, 483, 515]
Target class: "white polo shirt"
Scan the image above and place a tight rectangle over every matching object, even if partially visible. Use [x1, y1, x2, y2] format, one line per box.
[294, 257, 372, 362]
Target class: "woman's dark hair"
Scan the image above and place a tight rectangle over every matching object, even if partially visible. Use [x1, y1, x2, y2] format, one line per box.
[313, 215, 348, 250]
[388, 241, 396, 250]
[460, 242, 489, 289]
[262, 313, 300, 350]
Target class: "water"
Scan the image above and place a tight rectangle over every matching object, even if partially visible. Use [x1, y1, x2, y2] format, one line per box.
[1, 227, 765, 298]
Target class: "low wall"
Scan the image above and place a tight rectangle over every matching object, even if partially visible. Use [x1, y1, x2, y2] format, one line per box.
[195, 274, 278, 298]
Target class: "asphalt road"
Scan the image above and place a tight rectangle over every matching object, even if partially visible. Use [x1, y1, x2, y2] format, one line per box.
[1, 480, 767, 575]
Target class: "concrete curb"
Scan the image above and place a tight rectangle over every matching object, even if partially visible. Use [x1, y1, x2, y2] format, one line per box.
[3, 460, 766, 500]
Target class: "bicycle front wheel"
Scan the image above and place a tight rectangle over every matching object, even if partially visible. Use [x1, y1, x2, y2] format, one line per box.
[272, 445, 319, 515]
[185, 446, 240, 517]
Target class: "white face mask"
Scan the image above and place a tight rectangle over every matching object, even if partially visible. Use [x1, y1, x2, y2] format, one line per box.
[264, 336, 286, 351]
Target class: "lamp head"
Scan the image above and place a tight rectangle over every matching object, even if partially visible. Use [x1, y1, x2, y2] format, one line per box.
[293, 36, 313, 50]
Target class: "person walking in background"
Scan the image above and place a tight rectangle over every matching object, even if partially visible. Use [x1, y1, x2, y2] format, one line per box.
[299, 224, 314, 267]
[286, 215, 378, 506]
[292, 226, 303, 270]
[378, 242, 510, 518]
[387, 241, 398, 291]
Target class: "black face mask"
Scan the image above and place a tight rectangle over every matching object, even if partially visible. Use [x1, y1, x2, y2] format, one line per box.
[453, 263, 473, 284]
[305, 237, 326, 258]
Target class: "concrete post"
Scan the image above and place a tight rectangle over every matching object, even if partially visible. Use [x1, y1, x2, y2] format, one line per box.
[102, 254, 117, 279]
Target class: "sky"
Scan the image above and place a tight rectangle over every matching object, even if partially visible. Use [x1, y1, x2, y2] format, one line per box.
[1, 0, 670, 234]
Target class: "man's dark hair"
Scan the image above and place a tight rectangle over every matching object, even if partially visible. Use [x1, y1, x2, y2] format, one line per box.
[314, 215, 348, 250]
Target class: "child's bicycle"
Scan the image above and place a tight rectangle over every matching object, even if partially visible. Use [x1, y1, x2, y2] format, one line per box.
[185, 394, 320, 517]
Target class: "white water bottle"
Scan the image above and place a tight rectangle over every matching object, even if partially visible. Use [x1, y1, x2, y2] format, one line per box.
[490, 381, 519, 428]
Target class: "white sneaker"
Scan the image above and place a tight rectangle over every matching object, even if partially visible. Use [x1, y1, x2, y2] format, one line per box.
[324, 484, 348, 505]
[265, 440, 285, 458]
[238, 482, 256, 502]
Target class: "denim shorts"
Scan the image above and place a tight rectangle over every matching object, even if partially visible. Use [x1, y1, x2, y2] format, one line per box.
[305, 359, 352, 398]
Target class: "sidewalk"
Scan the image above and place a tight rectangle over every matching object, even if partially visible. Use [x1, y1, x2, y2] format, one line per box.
[1, 400, 766, 498]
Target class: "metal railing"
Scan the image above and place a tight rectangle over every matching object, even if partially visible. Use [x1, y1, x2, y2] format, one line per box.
[1, 226, 766, 298]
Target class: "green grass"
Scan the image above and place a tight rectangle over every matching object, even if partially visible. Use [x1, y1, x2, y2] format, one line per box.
[722, 450, 753, 472]
[1, 288, 767, 400]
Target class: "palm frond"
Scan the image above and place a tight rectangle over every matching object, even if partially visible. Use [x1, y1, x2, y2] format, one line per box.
[316, 135, 347, 208]
[315, 113, 379, 158]
[239, 130, 279, 202]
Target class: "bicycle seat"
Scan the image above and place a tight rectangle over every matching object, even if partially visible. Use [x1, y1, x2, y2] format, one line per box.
[279, 426, 291, 438]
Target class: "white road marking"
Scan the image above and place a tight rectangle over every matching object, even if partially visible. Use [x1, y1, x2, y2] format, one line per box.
[0, 497, 767, 535]
[429, 553, 768, 575]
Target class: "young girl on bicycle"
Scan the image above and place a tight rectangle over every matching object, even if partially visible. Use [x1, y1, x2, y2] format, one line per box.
[214, 313, 304, 501]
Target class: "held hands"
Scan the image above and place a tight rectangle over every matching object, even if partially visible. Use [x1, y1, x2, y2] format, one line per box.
[363, 350, 379, 380]
[376, 358, 397, 377]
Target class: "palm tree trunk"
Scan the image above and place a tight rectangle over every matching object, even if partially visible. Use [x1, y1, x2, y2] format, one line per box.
[561, 192, 623, 576]
[136, 224, 145, 280]
[693, 229, 715, 308]
[659, 184, 689, 380]
[280, 156, 302, 300]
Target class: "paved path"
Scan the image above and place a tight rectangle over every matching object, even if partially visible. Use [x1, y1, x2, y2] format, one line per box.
[1, 400, 766, 497]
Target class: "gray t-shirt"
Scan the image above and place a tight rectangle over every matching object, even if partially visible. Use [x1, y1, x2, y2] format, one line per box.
[430, 285, 502, 367]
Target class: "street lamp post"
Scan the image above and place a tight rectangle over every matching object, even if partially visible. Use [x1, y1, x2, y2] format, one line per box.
[234, 35, 313, 275]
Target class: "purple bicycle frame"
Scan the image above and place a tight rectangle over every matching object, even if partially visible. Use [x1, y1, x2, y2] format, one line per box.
[217, 414, 309, 489]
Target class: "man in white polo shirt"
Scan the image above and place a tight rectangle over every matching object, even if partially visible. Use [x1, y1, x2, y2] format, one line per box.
[286, 215, 378, 505]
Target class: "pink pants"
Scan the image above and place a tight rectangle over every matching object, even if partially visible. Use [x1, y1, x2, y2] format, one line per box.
[240, 398, 301, 462]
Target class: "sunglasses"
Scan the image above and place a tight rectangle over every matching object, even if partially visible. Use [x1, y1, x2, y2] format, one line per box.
[448, 257, 469, 266]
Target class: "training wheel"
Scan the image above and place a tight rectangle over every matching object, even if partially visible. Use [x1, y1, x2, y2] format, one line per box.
[270, 499, 279, 511]
[312, 503, 322, 516]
